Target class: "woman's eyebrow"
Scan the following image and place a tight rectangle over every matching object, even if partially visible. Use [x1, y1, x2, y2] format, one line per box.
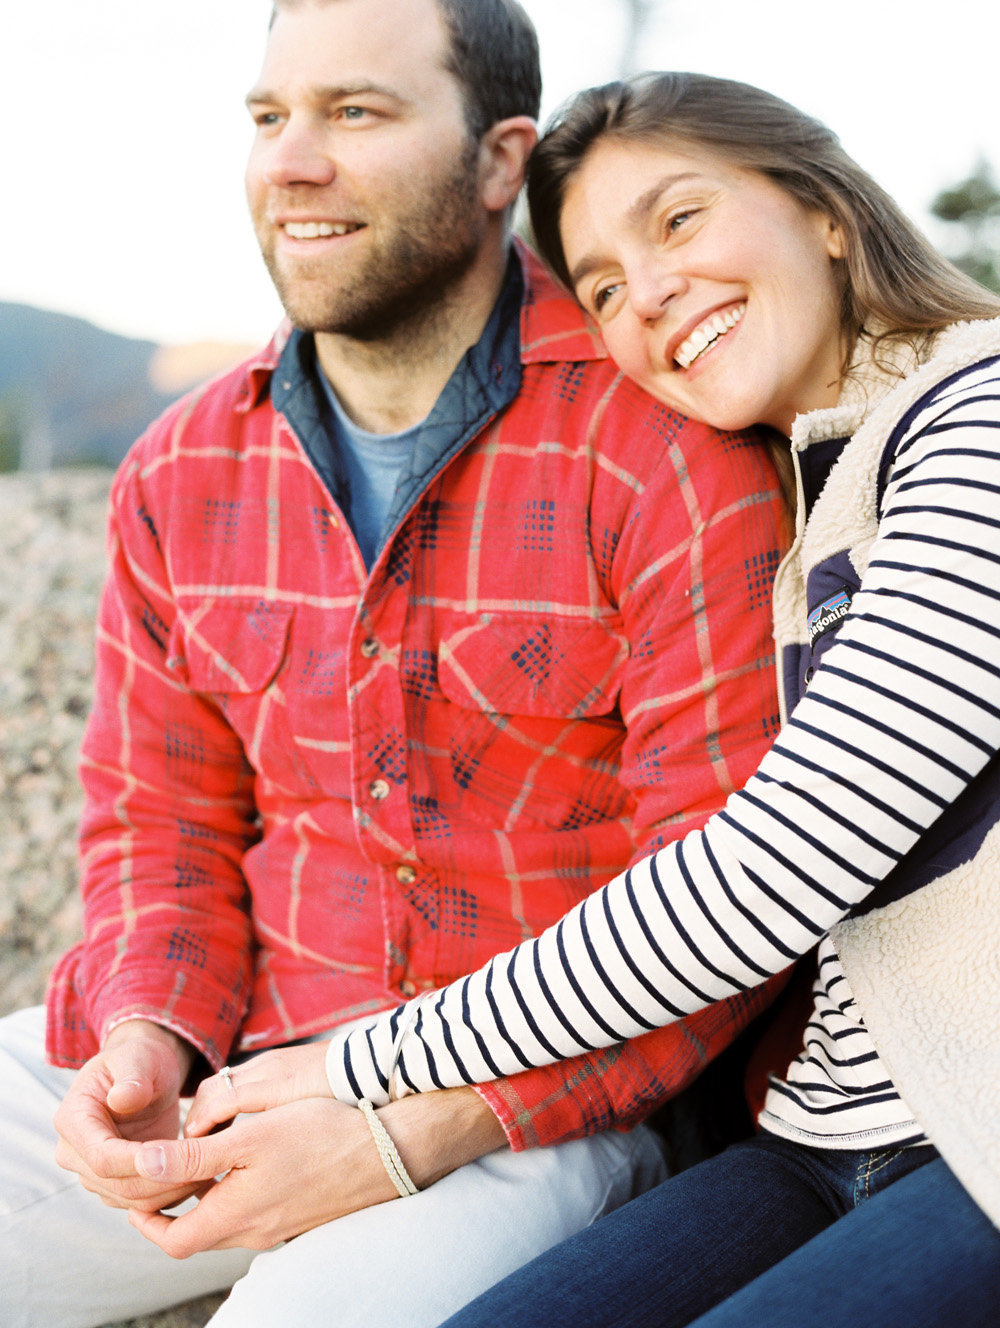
[624, 171, 702, 226]
[568, 172, 703, 289]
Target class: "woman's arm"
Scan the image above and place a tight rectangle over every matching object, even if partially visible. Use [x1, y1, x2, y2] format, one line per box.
[322, 366, 1000, 1105]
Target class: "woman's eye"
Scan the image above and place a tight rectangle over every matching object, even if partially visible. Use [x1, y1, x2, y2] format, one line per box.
[593, 282, 623, 313]
[666, 209, 696, 235]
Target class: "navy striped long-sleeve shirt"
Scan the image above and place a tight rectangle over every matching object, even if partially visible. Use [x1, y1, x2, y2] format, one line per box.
[325, 354, 1000, 1146]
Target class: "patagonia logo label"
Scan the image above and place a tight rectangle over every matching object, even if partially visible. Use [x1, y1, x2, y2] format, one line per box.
[808, 586, 853, 647]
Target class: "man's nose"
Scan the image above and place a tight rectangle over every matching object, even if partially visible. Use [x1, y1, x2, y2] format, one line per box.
[264, 118, 336, 189]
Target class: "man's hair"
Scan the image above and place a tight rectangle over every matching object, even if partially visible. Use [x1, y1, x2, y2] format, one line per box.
[437, 0, 541, 138]
[528, 72, 1000, 368]
[270, 0, 541, 140]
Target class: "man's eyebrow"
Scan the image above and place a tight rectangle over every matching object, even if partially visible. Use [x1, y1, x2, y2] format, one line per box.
[245, 81, 404, 109]
[567, 172, 703, 289]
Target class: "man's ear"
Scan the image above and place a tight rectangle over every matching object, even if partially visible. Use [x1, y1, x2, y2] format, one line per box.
[478, 116, 538, 213]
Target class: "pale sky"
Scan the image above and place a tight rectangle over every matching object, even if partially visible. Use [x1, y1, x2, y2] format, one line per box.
[3, 0, 997, 346]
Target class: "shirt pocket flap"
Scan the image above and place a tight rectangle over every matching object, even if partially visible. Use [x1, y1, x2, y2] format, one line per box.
[437, 613, 628, 718]
[167, 601, 293, 693]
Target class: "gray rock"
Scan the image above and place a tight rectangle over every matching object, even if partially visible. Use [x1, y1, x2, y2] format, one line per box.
[0, 469, 223, 1327]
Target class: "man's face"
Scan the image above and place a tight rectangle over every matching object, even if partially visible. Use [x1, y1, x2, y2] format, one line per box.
[245, 0, 488, 339]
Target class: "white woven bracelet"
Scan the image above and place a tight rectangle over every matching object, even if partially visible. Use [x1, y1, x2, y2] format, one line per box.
[358, 1098, 419, 1198]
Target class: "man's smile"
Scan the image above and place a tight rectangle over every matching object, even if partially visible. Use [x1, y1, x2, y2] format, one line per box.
[281, 220, 365, 239]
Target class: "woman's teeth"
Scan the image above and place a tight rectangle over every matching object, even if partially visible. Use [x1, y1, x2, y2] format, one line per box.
[675, 305, 744, 370]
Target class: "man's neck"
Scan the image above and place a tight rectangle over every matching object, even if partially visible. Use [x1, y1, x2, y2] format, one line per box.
[314, 242, 510, 436]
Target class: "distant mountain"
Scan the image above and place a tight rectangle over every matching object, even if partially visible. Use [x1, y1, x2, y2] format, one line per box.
[0, 303, 257, 471]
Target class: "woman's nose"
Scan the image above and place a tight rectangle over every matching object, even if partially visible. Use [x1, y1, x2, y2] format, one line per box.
[628, 263, 685, 323]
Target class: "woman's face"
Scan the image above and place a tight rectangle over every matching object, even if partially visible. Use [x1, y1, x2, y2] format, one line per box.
[560, 138, 847, 435]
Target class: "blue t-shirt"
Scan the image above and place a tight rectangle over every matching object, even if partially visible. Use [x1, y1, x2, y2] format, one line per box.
[272, 248, 525, 571]
[319, 379, 422, 569]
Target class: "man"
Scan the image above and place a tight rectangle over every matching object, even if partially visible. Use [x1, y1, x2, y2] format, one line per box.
[0, 1, 787, 1324]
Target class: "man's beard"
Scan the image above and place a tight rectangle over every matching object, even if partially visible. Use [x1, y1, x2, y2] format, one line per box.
[261, 148, 487, 342]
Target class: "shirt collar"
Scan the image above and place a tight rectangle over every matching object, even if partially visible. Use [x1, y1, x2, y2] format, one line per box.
[515, 239, 609, 366]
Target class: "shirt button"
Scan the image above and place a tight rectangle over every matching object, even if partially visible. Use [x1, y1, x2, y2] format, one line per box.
[396, 865, 417, 885]
[360, 638, 380, 659]
[400, 980, 417, 997]
[369, 778, 391, 801]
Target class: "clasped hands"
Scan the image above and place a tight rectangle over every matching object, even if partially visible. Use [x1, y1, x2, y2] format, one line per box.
[53, 1023, 414, 1259]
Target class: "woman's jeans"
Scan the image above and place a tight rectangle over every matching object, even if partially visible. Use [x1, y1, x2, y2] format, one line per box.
[440, 1131, 1000, 1328]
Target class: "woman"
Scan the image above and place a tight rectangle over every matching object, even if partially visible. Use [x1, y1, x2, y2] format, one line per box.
[181, 75, 1000, 1324]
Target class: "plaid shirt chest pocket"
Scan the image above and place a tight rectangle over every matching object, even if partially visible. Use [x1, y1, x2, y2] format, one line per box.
[167, 600, 320, 792]
[437, 613, 628, 718]
[429, 613, 631, 829]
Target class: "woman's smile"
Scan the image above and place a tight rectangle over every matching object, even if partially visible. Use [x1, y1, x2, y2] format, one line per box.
[671, 301, 744, 370]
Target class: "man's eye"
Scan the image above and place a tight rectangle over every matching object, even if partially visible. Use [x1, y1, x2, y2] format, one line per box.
[341, 106, 368, 121]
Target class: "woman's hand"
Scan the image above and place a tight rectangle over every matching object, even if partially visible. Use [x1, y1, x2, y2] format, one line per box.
[128, 1088, 507, 1257]
[183, 1041, 330, 1138]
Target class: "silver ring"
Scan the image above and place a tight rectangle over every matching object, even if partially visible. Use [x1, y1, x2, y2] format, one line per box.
[220, 1065, 235, 1093]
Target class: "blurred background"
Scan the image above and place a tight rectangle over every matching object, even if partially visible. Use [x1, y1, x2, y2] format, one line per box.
[1, 0, 999, 468]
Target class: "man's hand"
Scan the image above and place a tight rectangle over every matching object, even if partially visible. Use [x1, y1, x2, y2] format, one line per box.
[128, 1087, 507, 1258]
[54, 1018, 199, 1212]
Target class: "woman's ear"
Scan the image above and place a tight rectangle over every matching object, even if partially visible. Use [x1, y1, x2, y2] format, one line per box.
[826, 217, 845, 260]
[479, 116, 538, 214]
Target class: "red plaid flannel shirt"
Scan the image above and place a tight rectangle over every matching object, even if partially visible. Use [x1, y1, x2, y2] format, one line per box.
[46, 249, 787, 1148]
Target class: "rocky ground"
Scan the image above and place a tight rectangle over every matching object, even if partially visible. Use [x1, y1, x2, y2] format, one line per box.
[0, 468, 224, 1327]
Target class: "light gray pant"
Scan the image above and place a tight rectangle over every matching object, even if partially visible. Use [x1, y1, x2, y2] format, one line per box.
[0, 1006, 669, 1328]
